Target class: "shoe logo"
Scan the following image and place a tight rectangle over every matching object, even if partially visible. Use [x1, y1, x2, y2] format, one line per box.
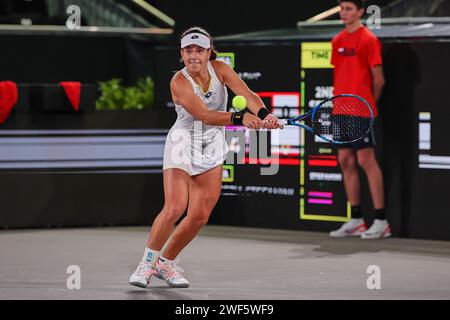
[146, 252, 153, 262]
[157, 266, 166, 274]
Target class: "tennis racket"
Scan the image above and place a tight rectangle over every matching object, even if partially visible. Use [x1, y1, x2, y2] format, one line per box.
[277, 94, 375, 144]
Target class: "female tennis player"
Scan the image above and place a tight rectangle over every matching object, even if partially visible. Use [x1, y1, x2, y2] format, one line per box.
[129, 27, 280, 288]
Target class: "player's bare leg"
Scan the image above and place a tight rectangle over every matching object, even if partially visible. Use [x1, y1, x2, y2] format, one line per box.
[163, 165, 222, 259]
[129, 168, 189, 288]
[147, 168, 190, 250]
[155, 165, 222, 287]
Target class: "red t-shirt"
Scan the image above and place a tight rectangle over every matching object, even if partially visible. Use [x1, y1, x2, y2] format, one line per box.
[331, 26, 382, 117]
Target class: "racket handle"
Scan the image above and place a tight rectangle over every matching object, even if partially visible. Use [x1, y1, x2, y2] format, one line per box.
[278, 119, 288, 128]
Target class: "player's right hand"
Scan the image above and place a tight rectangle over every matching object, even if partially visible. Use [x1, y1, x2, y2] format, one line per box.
[243, 113, 264, 130]
[262, 114, 283, 129]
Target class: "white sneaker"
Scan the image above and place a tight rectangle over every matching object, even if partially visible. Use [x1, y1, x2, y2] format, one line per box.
[329, 218, 367, 238]
[361, 219, 392, 239]
[129, 261, 157, 288]
[155, 258, 190, 288]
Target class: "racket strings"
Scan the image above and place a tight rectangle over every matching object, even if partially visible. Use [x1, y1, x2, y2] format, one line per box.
[312, 96, 373, 143]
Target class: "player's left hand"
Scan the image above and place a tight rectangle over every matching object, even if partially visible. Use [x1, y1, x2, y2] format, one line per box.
[262, 114, 283, 129]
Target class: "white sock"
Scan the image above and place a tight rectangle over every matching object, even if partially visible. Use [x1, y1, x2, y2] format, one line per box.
[142, 247, 160, 265]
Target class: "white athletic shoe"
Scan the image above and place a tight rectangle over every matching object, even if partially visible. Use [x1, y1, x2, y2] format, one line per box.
[155, 258, 190, 288]
[329, 218, 367, 238]
[129, 261, 157, 288]
[361, 219, 392, 239]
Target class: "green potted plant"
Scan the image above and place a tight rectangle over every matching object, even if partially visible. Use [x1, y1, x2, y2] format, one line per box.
[96, 77, 154, 110]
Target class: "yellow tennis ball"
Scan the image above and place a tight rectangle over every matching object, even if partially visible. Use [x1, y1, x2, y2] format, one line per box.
[232, 95, 247, 111]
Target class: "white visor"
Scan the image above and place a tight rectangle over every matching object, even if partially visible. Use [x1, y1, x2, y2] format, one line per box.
[181, 32, 211, 49]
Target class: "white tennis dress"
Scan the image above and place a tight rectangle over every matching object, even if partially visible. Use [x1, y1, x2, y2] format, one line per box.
[163, 61, 229, 176]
